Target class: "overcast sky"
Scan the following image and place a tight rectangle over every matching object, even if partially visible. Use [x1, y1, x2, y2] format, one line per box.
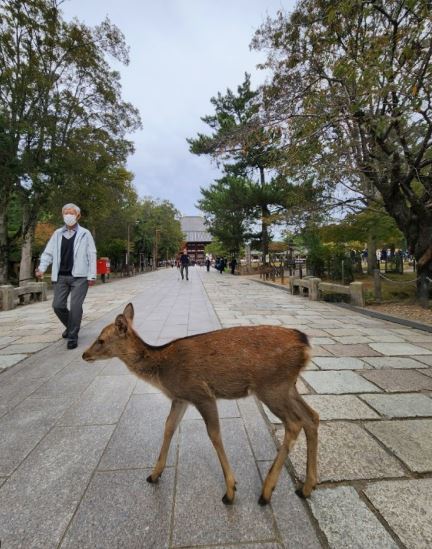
[62, 0, 296, 216]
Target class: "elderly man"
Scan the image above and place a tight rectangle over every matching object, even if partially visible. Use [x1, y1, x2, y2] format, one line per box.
[35, 204, 97, 349]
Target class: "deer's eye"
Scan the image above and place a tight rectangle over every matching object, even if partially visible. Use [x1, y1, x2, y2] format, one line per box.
[98, 339, 105, 344]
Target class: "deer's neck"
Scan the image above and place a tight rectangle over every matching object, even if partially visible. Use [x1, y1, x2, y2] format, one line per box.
[118, 333, 162, 381]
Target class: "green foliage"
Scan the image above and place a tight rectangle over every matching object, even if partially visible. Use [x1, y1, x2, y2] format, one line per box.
[205, 239, 229, 258]
[319, 209, 405, 248]
[252, 0, 432, 279]
[0, 0, 141, 282]
[133, 199, 184, 263]
[188, 74, 293, 260]
[197, 176, 253, 254]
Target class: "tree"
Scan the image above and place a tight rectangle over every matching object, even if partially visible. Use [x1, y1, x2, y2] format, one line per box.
[188, 74, 290, 262]
[133, 199, 184, 265]
[197, 175, 254, 254]
[0, 0, 141, 283]
[253, 0, 432, 301]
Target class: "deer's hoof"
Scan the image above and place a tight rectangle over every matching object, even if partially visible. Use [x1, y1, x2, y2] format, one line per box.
[222, 493, 234, 505]
[258, 495, 269, 506]
[295, 488, 306, 499]
[146, 474, 159, 484]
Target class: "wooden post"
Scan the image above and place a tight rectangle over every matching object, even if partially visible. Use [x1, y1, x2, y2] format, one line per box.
[373, 269, 382, 303]
[341, 260, 345, 285]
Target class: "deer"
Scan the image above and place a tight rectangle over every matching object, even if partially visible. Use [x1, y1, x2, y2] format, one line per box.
[82, 303, 319, 505]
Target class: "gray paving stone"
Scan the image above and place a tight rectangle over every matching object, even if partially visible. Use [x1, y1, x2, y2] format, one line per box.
[172, 418, 275, 547]
[257, 462, 321, 549]
[32, 362, 105, 397]
[369, 342, 432, 355]
[310, 344, 334, 357]
[57, 375, 136, 426]
[301, 371, 381, 394]
[361, 393, 432, 418]
[363, 356, 430, 369]
[365, 419, 432, 472]
[199, 544, 283, 549]
[421, 367, 432, 377]
[0, 354, 27, 370]
[367, 334, 405, 343]
[237, 397, 278, 461]
[308, 486, 398, 549]
[361, 369, 432, 392]
[98, 393, 175, 470]
[302, 395, 379, 420]
[0, 477, 7, 488]
[0, 342, 50, 354]
[364, 479, 432, 549]
[312, 357, 370, 370]
[0, 396, 76, 476]
[332, 335, 372, 344]
[413, 355, 432, 367]
[61, 469, 174, 549]
[286, 422, 405, 482]
[185, 399, 240, 420]
[321, 343, 382, 356]
[0, 425, 114, 549]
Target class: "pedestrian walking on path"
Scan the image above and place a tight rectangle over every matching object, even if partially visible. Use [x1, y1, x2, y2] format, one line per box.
[35, 203, 96, 349]
[180, 249, 190, 280]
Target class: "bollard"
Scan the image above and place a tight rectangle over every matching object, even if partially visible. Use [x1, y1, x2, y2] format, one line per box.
[309, 278, 321, 301]
[0, 285, 15, 311]
[350, 282, 365, 307]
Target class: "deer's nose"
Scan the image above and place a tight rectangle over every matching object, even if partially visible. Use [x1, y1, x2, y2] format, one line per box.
[82, 351, 90, 361]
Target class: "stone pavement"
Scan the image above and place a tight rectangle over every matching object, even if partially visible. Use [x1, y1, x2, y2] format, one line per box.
[0, 267, 431, 548]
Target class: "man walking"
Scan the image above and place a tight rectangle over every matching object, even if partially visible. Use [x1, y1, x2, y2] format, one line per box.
[35, 203, 96, 349]
[180, 250, 190, 280]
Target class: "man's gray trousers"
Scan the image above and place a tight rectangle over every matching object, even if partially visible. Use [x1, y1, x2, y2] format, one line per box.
[52, 275, 88, 341]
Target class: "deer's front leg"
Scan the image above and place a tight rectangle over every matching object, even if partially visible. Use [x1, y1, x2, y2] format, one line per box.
[196, 399, 237, 505]
[147, 399, 188, 483]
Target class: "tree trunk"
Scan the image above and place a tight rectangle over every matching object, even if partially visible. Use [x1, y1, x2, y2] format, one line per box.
[0, 207, 9, 285]
[367, 232, 377, 275]
[259, 166, 270, 264]
[261, 205, 270, 264]
[19, 206, 35, 285]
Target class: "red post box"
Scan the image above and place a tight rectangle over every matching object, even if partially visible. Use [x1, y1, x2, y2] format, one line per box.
[97, 257, 110, 282]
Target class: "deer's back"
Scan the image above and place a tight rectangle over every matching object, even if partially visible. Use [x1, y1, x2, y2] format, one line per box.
[154, 326, 309, 401]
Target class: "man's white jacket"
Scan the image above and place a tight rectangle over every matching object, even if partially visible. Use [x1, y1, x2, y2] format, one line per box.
[38, 225, 97, 281]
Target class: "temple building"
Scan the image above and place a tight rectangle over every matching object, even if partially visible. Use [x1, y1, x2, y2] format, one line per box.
[180, 216, 212, 264]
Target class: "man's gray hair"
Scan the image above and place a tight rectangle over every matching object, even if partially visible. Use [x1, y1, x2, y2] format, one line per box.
[62, 203, 81, 214]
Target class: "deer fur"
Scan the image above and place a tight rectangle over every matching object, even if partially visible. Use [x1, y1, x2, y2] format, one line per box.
[82, 303, 319, 505]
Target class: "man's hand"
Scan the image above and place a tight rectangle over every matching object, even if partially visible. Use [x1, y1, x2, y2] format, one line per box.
[88, 280, 96, 287]
[35, 269, 44, 279]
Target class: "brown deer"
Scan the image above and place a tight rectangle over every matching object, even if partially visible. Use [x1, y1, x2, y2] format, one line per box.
[82, 303, 319, 505]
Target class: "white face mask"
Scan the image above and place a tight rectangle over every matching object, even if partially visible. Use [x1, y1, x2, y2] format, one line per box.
[63, 214, 77, 226]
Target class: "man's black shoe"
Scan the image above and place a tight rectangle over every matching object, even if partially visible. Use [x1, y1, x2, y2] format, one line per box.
[62, 330, 68, 339]
[67, 340, 78, 350]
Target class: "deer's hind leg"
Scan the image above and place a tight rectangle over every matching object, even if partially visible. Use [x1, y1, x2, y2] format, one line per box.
[195, 399, 237, 505]
[257, 385, 304, 505]
[259, 416, 303, 505]
[295, 396, 319, 498]
[147, 399, 188, 483]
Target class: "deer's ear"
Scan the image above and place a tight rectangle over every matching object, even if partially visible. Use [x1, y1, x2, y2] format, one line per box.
[123, 303, 134, 322]
[115, 314, 128, 335]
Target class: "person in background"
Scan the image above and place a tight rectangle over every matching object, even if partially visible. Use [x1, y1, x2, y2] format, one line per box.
[180, 249, 190, 280]
[205, 257, 211, 272]
[229, 257, 237, 275]
[35, 203, 96, 349]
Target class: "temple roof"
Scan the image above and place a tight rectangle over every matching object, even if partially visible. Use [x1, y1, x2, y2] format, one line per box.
[180, 216, 212, 242]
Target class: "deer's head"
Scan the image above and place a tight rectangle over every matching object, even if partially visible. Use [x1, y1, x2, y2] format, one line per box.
[82, 303, 135, 362]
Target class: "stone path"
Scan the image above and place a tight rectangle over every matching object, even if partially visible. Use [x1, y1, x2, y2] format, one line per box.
[0, 267, 431, 548]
